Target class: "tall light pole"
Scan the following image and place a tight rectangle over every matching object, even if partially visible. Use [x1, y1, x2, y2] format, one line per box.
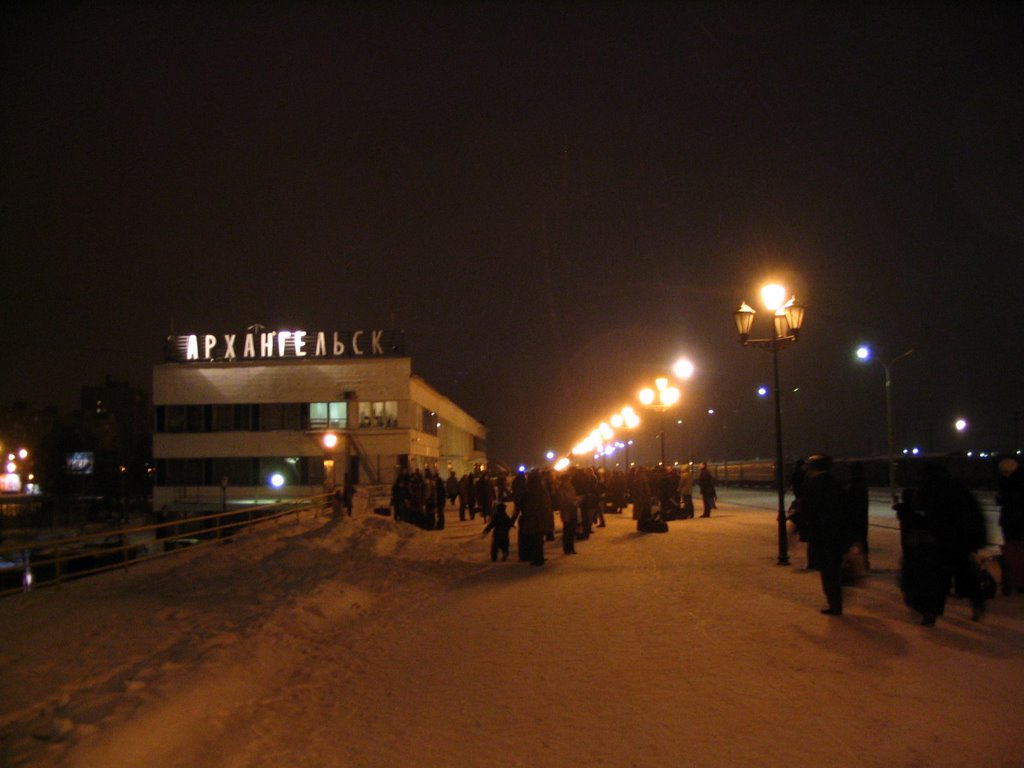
[639, 378, 680, 466]
[856, 346, 914, 503]
[734, 284, 806, 566]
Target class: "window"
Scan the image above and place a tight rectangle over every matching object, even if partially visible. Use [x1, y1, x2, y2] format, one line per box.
[358, 400, 398, 428]
[309, 401, 347, 429]
[211, 405, 235, 432]
[159, 459, 206, 485]
[210, 458, 257, 486]
[421, 408, 438, 436]
[259, 403, 303, 431]
[186, 405, 207, 433]
[162, 405, 187, 433]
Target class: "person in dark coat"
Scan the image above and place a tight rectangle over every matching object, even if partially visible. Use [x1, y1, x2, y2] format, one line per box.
[800, 454, 850, 616]
[697, 462, 717, 517]
[475, 474, 496, 524]
[391, 468, 411, 523]
[574, 467, 598, 539]
[482, 503, 515, 561]
[445, 472, 459, 508]
[847, 461, 870, 569]
[434, 469, 447, 530]
[555, 474, 579, 555]
[518, 470, 554, 566]
[459, 473, 474, 521]
[511, 469, 529, 561]
[904, 463, 988, 625]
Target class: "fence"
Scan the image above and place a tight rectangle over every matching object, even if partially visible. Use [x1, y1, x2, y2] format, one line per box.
[0, 493, 333, 598]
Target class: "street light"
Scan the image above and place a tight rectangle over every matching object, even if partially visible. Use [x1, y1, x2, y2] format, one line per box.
[733, 283, 806, 566]
[856, 345, 914, 504]
[639, 378, 681, 466]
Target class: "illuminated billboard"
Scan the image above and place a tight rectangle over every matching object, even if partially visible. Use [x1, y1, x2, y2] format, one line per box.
[67, 452, 94, 475]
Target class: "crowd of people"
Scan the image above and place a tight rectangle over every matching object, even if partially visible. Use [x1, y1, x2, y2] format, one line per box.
[388, 463, 722, 565]
[387, 454, 1024, 626]
[787, 453, 1023, 625]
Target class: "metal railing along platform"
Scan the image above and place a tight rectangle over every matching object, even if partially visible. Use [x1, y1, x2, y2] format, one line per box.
[0, 494, 333, 598]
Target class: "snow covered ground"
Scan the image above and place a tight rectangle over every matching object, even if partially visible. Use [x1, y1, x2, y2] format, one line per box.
[1, 488, 1022, 768]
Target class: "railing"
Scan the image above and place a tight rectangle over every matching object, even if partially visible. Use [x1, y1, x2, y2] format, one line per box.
[0, 494, 333, 598]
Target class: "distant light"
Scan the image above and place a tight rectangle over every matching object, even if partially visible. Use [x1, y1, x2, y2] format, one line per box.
[269, 473, 285, 488]
[5, 462, 15, 473]
[518, 464, 527, 473]
[707, 409, 715, 415]
[757, 386, 768, 398]
[856, 345, 871, 362]
[673, 358, 695, 380]
[554, 457, 570, 472]
[545, 451, 555, 461]
[912, 447, 920, 455]
[954, 418, 968, 432]
[17, 448, 28, 460]
[322, 433, 339, 449]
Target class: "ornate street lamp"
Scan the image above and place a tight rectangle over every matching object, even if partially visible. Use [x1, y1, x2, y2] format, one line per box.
[733, 283, 806, 566]
[639, 378, 681, 466]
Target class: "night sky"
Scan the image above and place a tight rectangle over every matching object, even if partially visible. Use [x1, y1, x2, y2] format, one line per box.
[2, 3, 1022, 467]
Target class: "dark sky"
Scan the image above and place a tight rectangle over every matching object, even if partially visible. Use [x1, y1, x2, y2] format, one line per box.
[2, 2, 1022, 467]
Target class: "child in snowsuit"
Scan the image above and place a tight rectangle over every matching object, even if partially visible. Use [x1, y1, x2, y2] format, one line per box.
[482, 503, 515, 561]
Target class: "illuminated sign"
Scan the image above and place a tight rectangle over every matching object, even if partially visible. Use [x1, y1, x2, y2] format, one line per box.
[165, 329, 405, 362]
[67, 452, 94, 475]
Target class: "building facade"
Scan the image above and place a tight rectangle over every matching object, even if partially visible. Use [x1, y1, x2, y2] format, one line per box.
[152, 328, 486, 511]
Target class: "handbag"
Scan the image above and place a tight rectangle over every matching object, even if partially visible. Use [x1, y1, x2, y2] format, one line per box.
[841, 545, 868, 586]
[976, 563, 997, 600]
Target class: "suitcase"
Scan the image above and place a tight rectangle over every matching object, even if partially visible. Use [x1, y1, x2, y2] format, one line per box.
[1002, 540, 1024, 591]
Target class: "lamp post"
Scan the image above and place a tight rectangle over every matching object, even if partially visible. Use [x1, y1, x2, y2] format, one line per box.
[639, 378, 680, 466]
[734, 284, 806, 566]
[856, 346, 914, 504]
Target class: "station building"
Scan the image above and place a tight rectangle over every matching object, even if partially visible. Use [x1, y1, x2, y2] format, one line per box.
[152, 327, 486, 511]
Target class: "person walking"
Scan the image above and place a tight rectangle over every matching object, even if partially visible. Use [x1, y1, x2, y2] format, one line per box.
[698, 462, 717, 517]
[800, 454, 850, 616]
[482, 503, 515, 561]
[903, 462, 988, 625]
